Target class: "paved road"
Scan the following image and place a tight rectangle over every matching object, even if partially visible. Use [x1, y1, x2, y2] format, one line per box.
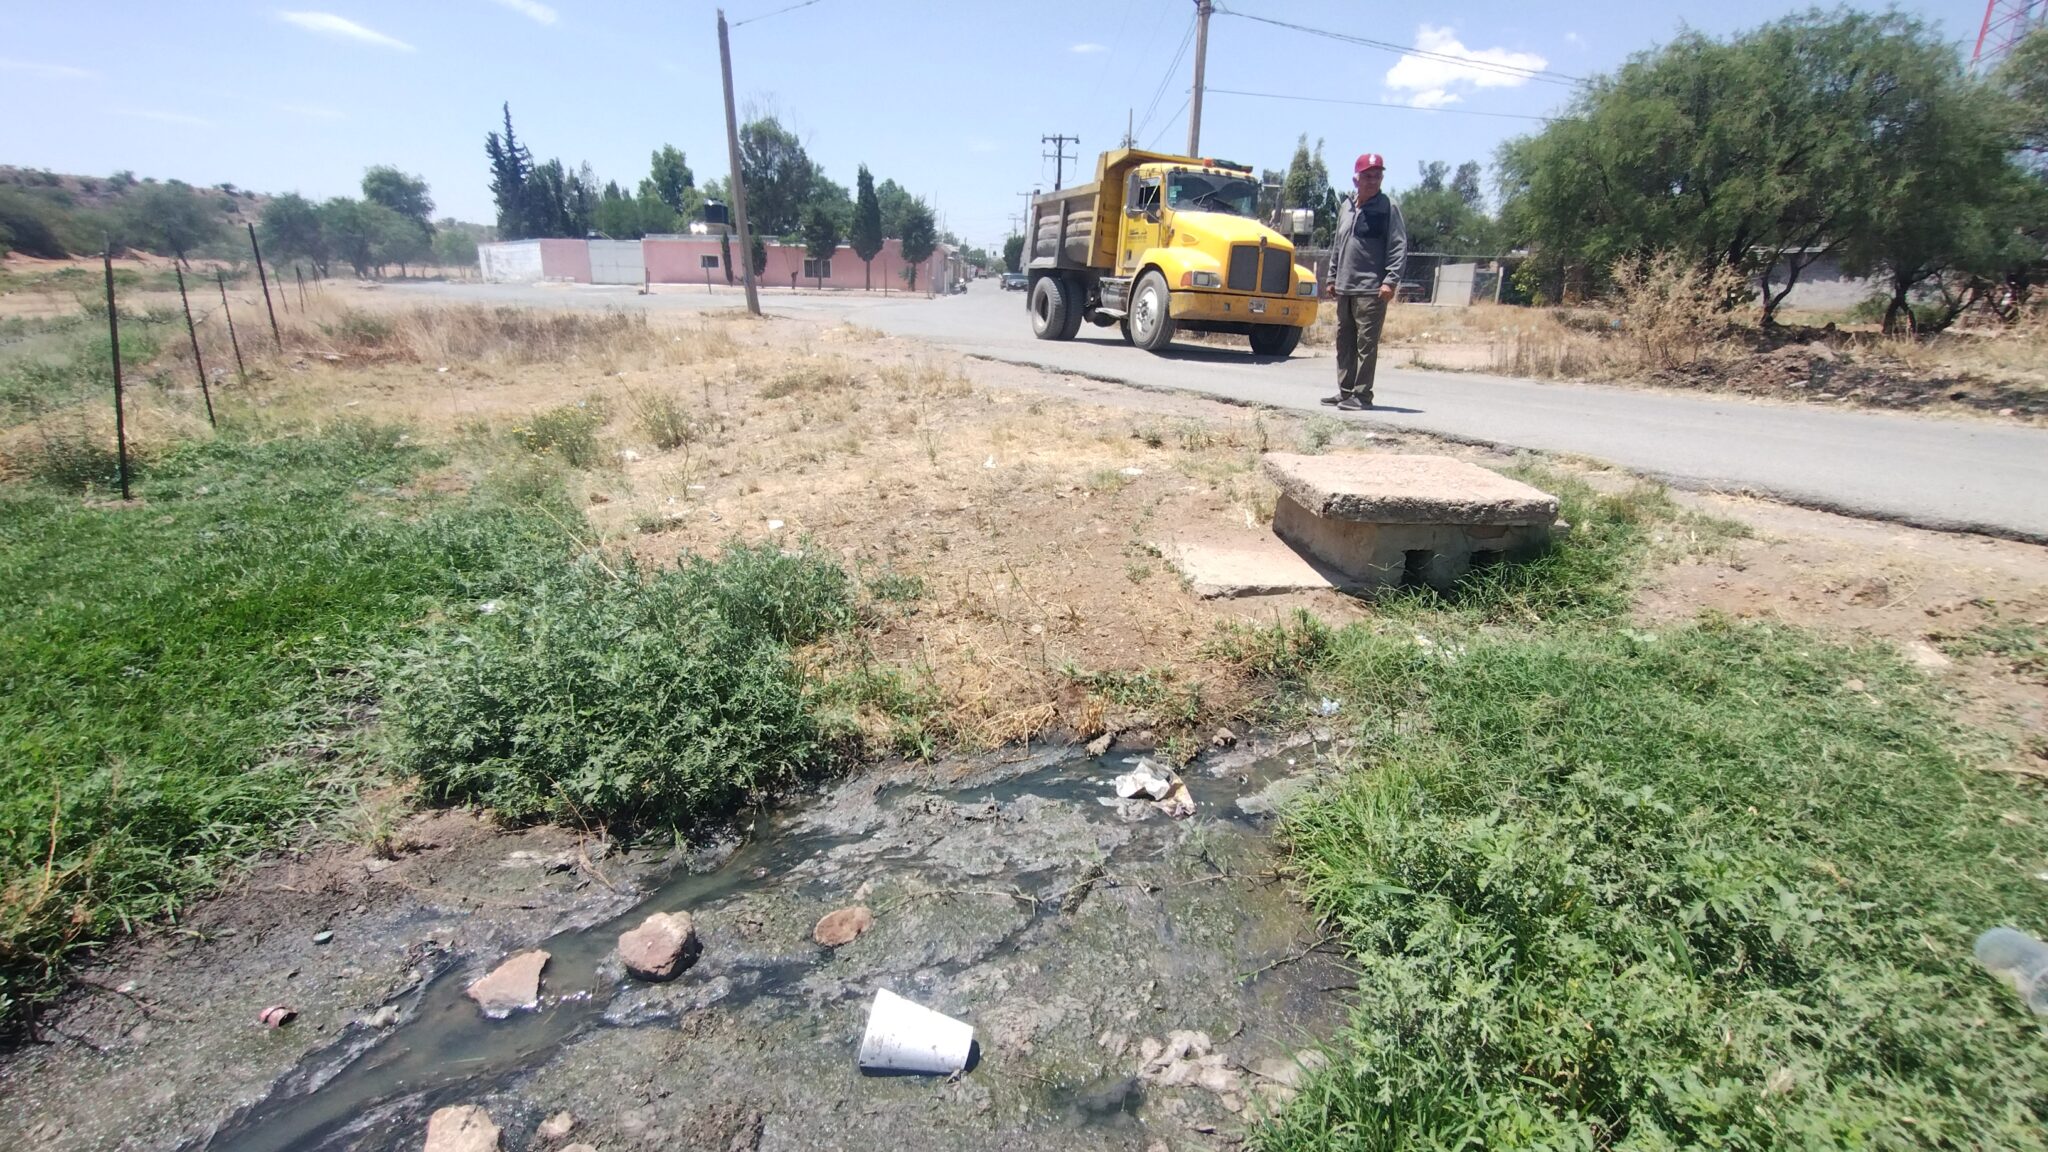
[391, 280, 2048, 542]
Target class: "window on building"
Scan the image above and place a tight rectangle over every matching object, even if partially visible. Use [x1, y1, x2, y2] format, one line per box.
[803, 257, 832, 280]
[700, 254, 720, 269]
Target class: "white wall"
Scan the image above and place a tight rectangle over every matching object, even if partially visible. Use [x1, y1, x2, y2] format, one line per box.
[588, 240, 644, 285]
[479, 241, 544, 283]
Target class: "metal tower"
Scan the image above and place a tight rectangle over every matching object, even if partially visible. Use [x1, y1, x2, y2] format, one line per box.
[1972, 0, 2048, 74]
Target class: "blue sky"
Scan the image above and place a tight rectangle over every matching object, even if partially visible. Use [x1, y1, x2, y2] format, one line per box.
[1, 1, 1981, 251]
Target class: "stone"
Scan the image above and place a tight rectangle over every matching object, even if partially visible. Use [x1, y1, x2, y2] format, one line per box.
[1262, 453, 1558, 526]
[312, 930, 334, 945]
[813, 905, 875, 948]
[424, 1105, 500, 1152]
[1905, 640, 1953, 670]
[619, 913, 699, 981]
[1085, 732, 1114, 757]
[466, 950, 549, 1017]
[560, 1146, 597, 1152]
[537, 1111, 576, 1140]
[1211, 727, 1238, 748]
[359, 1005, 401, 1029]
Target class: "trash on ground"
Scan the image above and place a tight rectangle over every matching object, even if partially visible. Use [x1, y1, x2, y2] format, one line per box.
[1113, 761, 1176, 801]
[257, 1004, 296, 1028]
[1974, 926, 2048, 1014]
[857, 988, 974, 1075]
[1317, 698, 1342, 716]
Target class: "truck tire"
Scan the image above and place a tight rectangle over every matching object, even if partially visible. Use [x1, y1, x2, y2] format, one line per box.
[1129, 270, 1175, 352]
[1030, 275, 1076, 341]
[1249, 325, 1302, 357]
[1057, 279, 1087, 340]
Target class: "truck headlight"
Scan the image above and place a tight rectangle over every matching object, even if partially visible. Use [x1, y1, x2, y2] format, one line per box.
[1181, 271, 1221, 288]
[1296, 281, 1317, 296]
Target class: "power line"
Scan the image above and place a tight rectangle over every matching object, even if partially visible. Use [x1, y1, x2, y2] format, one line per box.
[1208, 87, 1569, 123]
[733, 0, 825, 27]
[1149, 94, 1191, 149]
[1135, 15, 1197, 139]
[1213, 6, 1586, 87]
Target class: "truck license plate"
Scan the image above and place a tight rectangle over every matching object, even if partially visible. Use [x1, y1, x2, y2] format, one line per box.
[1249, 299, 1266, 314]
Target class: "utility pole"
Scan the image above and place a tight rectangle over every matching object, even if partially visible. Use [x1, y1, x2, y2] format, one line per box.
[1123, 108, 1135, 149]
[1188, 0, 1213, 157]
[1041, 134, 1079, 190]
[717, 8, 760, 316]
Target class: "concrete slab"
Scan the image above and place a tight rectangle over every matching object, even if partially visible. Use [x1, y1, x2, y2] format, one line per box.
[1262, 452, 1558, 525]
[1160, 536, 1355, 599]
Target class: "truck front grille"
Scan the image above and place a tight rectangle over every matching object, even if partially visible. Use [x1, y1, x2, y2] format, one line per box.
[1227, 245, 1258, 292]
[1260, 247, 1291, 294]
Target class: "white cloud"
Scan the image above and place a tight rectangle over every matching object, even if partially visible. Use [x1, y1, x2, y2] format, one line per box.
[1383, 25, 1547, 109]
[486, 0, 557, 25]
[277, 11, 417, 52]
[1564, 31, 1584, 47]
[277, 102, 345, 120]
[115, 108, 214, 128]
[1070, 42, 1107, 54]
[0, 57, 99, 80]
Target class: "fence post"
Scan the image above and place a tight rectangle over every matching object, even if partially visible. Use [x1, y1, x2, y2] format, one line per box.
[101, 246, 132, 500]
[174, 265, 216, 428]
[216, 269, 247, 383]
[246, 223, 281, 350]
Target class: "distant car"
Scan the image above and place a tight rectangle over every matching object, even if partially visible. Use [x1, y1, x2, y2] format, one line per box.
[1395, 280, 1427, 303]
[1001, 272, 1027, 291]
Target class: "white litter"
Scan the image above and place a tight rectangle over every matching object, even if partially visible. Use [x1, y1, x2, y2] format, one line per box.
[1318, 698, 1342, 716]
[767, 519, 785, 531]
[858, 989, 974, 1075]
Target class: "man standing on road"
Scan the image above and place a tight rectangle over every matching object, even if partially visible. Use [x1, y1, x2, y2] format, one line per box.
[1322, 153, 1407, 410]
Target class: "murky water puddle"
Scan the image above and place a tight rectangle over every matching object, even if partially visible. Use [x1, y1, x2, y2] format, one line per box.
[192, 739, 1340, 1151]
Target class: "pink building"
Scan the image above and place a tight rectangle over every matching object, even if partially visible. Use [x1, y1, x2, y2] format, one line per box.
[479, 235, 955, 292]
[643, 236, 950, 292]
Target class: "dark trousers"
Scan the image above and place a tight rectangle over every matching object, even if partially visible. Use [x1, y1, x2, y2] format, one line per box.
[1334, 293, 1388, 400]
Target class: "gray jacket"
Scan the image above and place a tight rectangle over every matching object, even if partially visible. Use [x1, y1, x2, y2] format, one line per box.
[1325, 192, 1407, 295]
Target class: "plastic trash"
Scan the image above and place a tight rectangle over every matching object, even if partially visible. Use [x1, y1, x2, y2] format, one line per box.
[1974, 926, 2048, 1015]
[1317, 698, 1342, 716]
[258, 1004, 297, 1028]
[858, 988, 974, 1074]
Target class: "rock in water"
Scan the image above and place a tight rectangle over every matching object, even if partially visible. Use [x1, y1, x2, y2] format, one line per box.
[618, 912, 700, 981]
[814, 905, 875, 947]
[466, 950, 549, 1017]
[536, 1111, 576, 1141]
[424, 1105, 500, 1152]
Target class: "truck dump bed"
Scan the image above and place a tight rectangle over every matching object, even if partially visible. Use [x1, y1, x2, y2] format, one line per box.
[1028, 148, 1203, 272]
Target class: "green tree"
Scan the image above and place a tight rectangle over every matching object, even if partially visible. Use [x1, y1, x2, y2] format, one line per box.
[1400, 176, 1495, 254]
[646, 145, 695, 213]
[1451, 161, 1484, 207]
[720, 230, 735, 284]
[1002, 233, 1024, 273]
[320, 197, 384, 276]
[1416, 160, 1449, 192]
[1281, 135, 1334, 244]
[484, 102, 534, 239]
[372, 207, 433, 276]
[260, 192, 331, 276]
[2005, 29, 2048, 161]
[897, 197, 937, 290]
[738, 115, 815, 235]
[850, 165, 884, 289]
[120, 181, 227, 260]
[433, 228, 479, 269]
[361, 165, 434, 235]
[749, 232, 767, 278]
[802, 204, 841, 288]
[875, 178, 917, 236]
[0, 187, 69, 259]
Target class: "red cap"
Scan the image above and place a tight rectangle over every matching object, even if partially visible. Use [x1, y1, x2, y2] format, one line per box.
[1354, 153, 1385, 174]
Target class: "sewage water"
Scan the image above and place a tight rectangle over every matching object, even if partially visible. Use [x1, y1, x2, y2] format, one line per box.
[191, 741, 1344, 1152]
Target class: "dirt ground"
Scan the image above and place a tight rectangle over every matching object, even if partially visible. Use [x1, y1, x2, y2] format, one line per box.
[2, 293, 2045, 1150]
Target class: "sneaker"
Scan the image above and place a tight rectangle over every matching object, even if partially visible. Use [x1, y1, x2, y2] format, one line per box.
[1336, 395, 1370, 411]
[1319, 394, 1343, 406]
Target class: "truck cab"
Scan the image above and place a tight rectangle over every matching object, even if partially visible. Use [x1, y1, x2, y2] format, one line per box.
[1025, 149, 1316, 357]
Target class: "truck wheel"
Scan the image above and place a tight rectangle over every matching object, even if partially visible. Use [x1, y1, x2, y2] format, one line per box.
[1057, 279, 1086, 340]
[1029, 276, 1074, 341]
[1119, 316, 1133, 344]
[1249, 325, 1302, 357]
[1129, 271, 1175, 352]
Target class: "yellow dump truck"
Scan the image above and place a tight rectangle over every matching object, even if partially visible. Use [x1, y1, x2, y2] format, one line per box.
[1024, 148, 1315, 357]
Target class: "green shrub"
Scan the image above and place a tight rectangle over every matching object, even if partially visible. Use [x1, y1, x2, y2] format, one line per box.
[627, 387, 696, 451]
[512, 401, 608, 469]
[390, 543, 855, 828]
[0, 428, 561, 1026]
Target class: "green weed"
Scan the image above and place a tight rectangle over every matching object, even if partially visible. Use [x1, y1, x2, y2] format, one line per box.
[0, 428, 561, 1026]
[390, 542, 855, 828]
[511, 400, 608, 469]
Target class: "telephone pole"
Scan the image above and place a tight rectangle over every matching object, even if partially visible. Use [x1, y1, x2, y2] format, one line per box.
[1188, 0, 1213, 157]
[1041, 134, 1079, 190]
[717, 8, 760, 316]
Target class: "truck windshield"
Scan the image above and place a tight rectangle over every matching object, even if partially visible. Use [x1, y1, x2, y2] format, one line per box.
[1166, 172, 1257, 216]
